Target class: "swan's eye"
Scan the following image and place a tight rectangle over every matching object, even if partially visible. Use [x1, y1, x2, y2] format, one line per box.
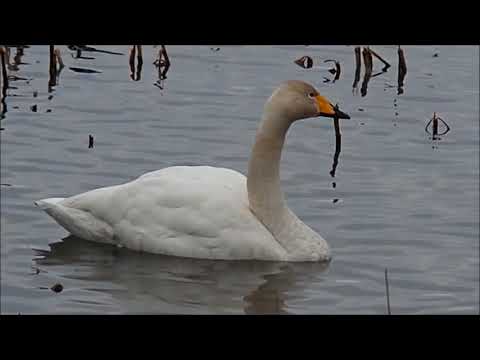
[308, 92, 316, 99]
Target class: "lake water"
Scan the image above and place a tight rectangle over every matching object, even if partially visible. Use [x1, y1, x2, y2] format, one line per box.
[1, 45, 478, 314]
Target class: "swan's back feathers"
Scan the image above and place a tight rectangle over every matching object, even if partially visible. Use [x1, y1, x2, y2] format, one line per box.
[36, 166, 288, 260]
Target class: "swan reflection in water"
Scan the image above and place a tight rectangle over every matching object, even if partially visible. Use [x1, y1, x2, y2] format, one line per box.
[33, 236, 329, 314]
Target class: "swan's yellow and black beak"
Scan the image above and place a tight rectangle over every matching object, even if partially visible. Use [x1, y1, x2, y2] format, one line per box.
[315, 95, 350, 119]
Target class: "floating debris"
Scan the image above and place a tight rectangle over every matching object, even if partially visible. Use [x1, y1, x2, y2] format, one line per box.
[89, 134, 94, 148]
[46, 109, 52, 113]
[48, 95, 53, 100]
[294, 56, 313, 69]
[51, 283, 63, 293]
[210, 47, 220, 51]
[433, 53, 439, 58]
[332, 198, 339, 204]
[30, 104, 37, 112]
[69, 67, 102, 74]
[358, 108, 364, 112]
[33, 91, 38, 98]
[68, 45, 123, 56]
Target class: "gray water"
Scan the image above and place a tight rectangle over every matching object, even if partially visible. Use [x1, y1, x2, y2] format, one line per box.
[1, 45, 478, 314]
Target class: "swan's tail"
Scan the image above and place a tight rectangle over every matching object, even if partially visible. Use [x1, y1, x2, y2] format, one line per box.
[34, 197, 65, 210]
[34, 197, 114, 244]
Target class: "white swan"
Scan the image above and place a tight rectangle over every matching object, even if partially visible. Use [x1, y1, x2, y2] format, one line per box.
[35, 80, 350, 262]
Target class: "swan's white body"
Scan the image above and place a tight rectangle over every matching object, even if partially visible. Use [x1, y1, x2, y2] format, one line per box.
[36, 80, 347, 262]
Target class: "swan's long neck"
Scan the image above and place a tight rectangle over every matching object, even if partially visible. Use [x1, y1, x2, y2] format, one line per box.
[247, 105, 330, 261]
[247, 107, 290, 230]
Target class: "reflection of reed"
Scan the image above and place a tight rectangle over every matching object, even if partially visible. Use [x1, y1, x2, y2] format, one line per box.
[425, 112, 450, 140]
[325, 59, 341, 82]
[153, 45, 170, 89]
[129, 45, 143, 81]
[397, 46, 407, 95]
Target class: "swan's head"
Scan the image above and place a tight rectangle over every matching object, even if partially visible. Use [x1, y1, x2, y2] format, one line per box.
[266, 80, 350, 121]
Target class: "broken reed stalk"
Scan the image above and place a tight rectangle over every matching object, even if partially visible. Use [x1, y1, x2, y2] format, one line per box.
[136, 45, 143, 80]
[0, 47, 9, 95]
[159, 45, 171, 80]
[129, 46, 143, 81]
[369, 48, 391, 71]
[136, 45, 143, 66]
[385, 268, 391, 315]
[361, 47, 373, 97]
[329, 115, 342, 178]
[397, 46, 407, 95]
[54, 48, 64, 68]
[334, 61, 341, 81]
[352, 47, 361, 90]
[48, 45, 57, 90]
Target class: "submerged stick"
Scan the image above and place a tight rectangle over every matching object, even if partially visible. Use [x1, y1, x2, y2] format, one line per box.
[385, 268, 391, 315]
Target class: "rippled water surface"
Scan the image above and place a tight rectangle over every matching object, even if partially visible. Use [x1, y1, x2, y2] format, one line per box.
[1, 45, 478, 314]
